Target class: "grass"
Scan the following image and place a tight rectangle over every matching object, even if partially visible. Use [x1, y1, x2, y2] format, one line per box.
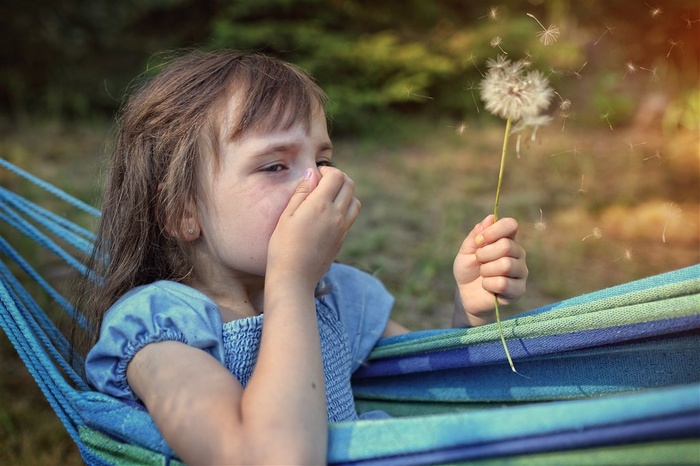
[1, 113, 698, 463]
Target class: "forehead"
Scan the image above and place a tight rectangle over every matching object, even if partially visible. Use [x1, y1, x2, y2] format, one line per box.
[217, 65, 327, 143]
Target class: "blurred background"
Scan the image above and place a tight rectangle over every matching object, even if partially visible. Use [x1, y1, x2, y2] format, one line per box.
[1, 0, 698, 463]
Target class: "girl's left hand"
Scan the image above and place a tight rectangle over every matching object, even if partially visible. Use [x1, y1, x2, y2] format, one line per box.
[453, 214, 528, 326]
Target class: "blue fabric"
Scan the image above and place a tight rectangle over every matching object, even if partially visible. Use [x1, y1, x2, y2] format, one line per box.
[327, 383, 700, 464]
[2, 158, 699, 465]
[85, 281, 224, 400]
[85, 263, 393, 421]
[334, 411, 700, 465]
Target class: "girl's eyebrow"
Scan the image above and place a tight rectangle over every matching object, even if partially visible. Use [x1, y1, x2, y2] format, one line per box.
[253, 141, 333, 156]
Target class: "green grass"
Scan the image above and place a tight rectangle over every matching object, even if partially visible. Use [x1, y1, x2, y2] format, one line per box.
[1, 114, 698, 463]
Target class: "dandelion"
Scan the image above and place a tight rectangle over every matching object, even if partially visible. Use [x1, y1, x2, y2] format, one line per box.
[453, 121, 469, 135]
[646, 3, 662, 18]
[547, 66, 562, 78]
[560, 110, 575, 132]
[582, 227, 603, 241]
[682, 13, 700, 29]
[466, 81, 480, 113]
[481, 5, 500, 21]
[594, 24, 615, 46]
[535, 208, 547, 231]
[666, 39, 683, 58]
[466, 51, 485, 78]
[479, 55, 554, 373]
[481, 56, 554, 121]
[662, 202, 682, 243]
[490, 36, 508, 54]
[526, 13, 561, 45]
[626, 138, 647, 152]
[600, 108, 614, 130]
[405, 85, 433, 100]
[568, 61, 588, 80]
[577, 174, 587, 194]
[550, 145, 580, 158]
[639, 65, 660, 82]
[554, 91, 571, 110]
[643, 149, 663, 162]
[614, 247, 634, 262]
[511, 114, 552, 158]
[623, 61, 638, 79]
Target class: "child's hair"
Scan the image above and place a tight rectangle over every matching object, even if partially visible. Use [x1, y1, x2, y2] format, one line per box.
[75, 50, 328, 356]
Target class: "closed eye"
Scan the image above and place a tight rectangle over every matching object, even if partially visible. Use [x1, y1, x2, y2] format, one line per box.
[317, 160, 335, 168]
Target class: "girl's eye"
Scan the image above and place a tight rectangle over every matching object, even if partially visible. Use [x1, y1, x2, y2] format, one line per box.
[317, 160, 335, 168]
[262, 164, 287, 173]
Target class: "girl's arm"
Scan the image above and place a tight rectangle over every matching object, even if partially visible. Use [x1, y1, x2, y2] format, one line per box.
[128, 273, 327, 464]
[128, 167, 359, 464]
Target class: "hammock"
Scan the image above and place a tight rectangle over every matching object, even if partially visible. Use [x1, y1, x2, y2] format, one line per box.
[1, 157, 699, 465]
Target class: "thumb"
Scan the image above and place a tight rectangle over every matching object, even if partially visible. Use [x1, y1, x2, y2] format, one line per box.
[474, 214, 496, 246]
[284, 168, 320, 215]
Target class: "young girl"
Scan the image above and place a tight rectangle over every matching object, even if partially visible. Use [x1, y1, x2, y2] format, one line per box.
[81, 50, 528, 464]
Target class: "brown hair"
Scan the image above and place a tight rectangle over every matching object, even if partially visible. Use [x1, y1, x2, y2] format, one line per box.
[75, 50, 328, 357]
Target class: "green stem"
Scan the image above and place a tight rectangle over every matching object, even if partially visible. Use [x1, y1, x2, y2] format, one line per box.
[493, 117, 517, 373]
[493, 118, 511, 221]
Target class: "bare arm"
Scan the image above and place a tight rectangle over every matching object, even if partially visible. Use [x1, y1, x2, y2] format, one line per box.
[127, 167, 360, 464]
[127, 285, 325, 465]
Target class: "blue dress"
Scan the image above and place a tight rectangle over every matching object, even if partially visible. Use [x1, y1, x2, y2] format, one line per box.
[85, 263, 394, 422]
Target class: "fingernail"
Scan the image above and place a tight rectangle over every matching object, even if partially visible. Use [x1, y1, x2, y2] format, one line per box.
[303, 168, 312, 180]
[475, 234, 485, 245]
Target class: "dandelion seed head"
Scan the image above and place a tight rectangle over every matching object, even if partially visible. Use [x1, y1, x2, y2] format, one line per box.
[535, 209, 547, 231]
[663, 202, 682, 217]
[614, 247, 634, 262]
[583, 227, 603, 241]
[625, 61, 637, 74]
[648, 5, 662, 18]
[480, 56, 554, 121]
[455, 121, 469, 135]
[511, 114, 553, 135]
[559, 99, 571, 110]
[623, 248, 634, 261]
[487, 6, 499, 21]
[537, 25, 561, 45]
[490, 36, 503, 47]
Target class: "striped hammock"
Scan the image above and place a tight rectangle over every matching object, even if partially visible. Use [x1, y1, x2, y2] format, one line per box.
[1, 157, 698, 465]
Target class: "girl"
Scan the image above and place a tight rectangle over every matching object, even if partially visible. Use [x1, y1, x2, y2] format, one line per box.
[81, 50, 528, 464]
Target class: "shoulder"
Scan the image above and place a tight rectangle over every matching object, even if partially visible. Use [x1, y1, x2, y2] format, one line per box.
[86, 281, 224, 400]
[320, 264, 394, 371]
[322, 263, 391, 301]
[104, 280, 223, 333]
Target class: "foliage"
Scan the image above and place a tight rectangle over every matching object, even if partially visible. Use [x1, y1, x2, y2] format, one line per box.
[3, 0, 697, 132]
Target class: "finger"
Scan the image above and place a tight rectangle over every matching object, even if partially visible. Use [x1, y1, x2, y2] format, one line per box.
[283, 167, 320, 215]
[480, 255, 529, 281]
[333, 173, 357, 211]
[475, 217, 518, 246]
[309, 167, 347, 201]
[482, 274, 527, 303]
[475, 238, 526, 263]
[460, 215, 494, 253]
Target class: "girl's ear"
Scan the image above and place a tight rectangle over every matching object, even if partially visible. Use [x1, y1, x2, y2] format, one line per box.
[160, 189, 200, 242]
[179, 205, 201, 242]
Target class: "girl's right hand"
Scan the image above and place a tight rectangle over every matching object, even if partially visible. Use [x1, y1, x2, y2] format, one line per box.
[266, 166, 361, 288]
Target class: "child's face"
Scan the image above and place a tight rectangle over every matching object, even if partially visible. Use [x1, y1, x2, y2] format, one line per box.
[192, 101, 333, 290]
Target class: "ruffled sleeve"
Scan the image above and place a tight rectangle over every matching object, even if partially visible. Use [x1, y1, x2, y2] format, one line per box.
[321, 263, 394, 372]
[85, 281, 224, 401]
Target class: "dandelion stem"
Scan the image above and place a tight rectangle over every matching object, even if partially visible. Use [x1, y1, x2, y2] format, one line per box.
[492, 117, 517, 373]
[493, 117, 512, 221]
